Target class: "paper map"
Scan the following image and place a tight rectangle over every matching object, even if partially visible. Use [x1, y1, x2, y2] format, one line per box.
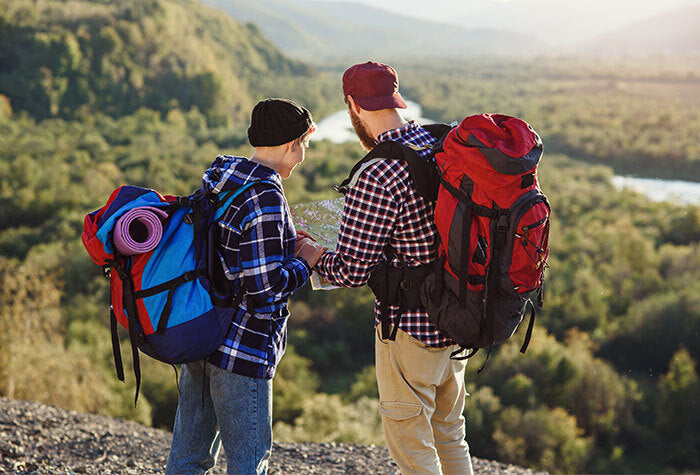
[290, 197, 344, 250]
[290, 197, 345, 290]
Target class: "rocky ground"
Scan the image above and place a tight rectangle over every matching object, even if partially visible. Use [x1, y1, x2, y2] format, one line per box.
[1, 398, 544, 474]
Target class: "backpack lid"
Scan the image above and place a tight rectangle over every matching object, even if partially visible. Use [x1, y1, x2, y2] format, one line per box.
[459, 114, 538, 158]
[451, 114, 543, 176]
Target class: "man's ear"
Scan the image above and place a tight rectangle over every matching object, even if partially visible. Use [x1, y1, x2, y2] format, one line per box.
[346, 95, 361, 115]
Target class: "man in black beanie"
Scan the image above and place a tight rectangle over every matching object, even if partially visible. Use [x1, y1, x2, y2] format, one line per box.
[246, 98, 316, 178]
[167, 98, 324, 475]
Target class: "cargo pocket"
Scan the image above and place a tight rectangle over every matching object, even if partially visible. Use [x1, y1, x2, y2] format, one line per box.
[379, 401, 422, 421]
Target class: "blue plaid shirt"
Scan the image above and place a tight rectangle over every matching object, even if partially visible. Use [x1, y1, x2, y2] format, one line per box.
[203, 155, 310, 379]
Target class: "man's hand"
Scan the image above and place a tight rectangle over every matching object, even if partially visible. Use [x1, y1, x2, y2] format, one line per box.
[295, 230, 316, 254]
[295, 235, 327, 268]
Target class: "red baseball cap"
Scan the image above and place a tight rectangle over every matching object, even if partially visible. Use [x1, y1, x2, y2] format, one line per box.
[342, 61, 408, 111]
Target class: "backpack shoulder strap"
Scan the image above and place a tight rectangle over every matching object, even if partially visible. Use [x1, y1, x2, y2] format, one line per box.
[212, 179, 278, 221]
[336, 123, 452, 201]
[422, 123, 453, 141]
[336, 141, 406, 193]
[336, 142, 435, 200]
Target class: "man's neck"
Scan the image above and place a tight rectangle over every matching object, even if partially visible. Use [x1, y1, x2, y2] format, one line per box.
[250, 148, 283, 173]
[369, 109, 409, 139]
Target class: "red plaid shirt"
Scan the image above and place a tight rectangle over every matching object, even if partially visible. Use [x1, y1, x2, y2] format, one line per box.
[316, 121, 454, 347]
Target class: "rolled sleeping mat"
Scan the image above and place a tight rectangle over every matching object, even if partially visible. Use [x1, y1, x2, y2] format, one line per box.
[113, 206, 169, 256]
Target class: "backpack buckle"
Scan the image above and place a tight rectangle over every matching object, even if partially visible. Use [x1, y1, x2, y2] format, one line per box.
[177, 196, 192, 206]
[102, 265, 112, 279]
[184, 213, 194, 224]
[333, 184, 348, 195]
[204, 191, 217, 204]
[496, 215, 508, 233]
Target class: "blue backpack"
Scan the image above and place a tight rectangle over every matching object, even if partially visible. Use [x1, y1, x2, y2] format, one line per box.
[82, 180, 272, 402]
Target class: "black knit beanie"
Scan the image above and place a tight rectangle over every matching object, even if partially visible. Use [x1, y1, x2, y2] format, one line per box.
[247, 98, 313, 147]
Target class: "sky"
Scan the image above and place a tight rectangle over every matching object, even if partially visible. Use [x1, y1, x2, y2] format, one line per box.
[317, 0, 700, 44]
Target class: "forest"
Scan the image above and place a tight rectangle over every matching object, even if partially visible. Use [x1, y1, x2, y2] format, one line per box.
[1, 0, 699, 473]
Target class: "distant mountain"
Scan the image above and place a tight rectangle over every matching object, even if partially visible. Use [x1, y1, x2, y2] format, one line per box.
[574, 5, 700, 55]
[200, 0, 544, 61]
[0, 0, 311, 123]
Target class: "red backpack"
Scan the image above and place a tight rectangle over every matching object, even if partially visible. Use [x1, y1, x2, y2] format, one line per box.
[422, 114, 550, 361]
[337, 114, 550, 361]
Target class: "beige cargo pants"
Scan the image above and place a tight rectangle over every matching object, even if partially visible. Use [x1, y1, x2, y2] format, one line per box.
[375, 327, 473, 475]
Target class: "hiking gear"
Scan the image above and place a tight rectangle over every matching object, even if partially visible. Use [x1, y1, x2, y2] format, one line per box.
[203, 156, 310, 379]
[82, 179, 272, 402]
[342, 61, 408, 111]
[113, 206, 168, 255]
[422, 114, 549, 361]
[247, 98, 314, 147]
[318, 122, 453, 347]
[338, 115, 550, 360]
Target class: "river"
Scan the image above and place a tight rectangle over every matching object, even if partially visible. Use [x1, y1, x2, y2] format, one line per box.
[313, 102, 700, 206]
[610, 176, 700, 206]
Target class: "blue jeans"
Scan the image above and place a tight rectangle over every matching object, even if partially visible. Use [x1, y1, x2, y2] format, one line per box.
[166, 361, 272, 475]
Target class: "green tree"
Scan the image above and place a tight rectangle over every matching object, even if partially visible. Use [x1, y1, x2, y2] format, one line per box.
[273, 394, 383, 445]
[655, 348, 700, 469]
[602, 284, 700, 375]
[272, 344, 320, 424]
[493, 406, 591, 474]
[346, 365, 378, 402]
[464, 386, 503, 459]
[0, 258, 150, 424]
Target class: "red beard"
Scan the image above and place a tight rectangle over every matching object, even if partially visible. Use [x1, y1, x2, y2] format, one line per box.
[349, 108, 377, 151]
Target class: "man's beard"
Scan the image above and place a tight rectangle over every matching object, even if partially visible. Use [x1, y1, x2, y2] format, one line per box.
[349, 108, 376, 151]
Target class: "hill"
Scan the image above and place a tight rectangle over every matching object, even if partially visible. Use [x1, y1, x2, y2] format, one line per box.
[0, 0, 313, 124]
[575, 5, 700, 55]
[1, 2, 700, 473]
[0, 397, 543, 474]
[200, 0, 544, 61]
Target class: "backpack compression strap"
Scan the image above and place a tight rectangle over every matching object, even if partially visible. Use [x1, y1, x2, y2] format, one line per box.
[108, 258, 143, 405]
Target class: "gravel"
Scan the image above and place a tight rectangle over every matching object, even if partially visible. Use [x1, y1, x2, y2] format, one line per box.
[0, 397, 545, 474]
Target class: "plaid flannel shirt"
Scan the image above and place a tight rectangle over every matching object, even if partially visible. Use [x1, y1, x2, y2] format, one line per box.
[203, 155, 310, 379]
[316, 122, 454, 347]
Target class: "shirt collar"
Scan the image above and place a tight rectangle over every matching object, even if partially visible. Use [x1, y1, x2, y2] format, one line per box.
[202, 155, 282, 194]
[376, 120, 420, 144]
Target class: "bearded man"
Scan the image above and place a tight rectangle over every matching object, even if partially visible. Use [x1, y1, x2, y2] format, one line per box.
[296, 61, 474, 474]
